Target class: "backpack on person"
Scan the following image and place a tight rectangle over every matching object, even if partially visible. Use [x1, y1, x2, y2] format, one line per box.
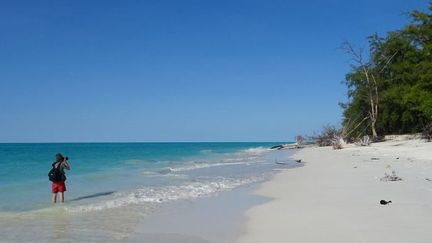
[48, 162, 66, 182]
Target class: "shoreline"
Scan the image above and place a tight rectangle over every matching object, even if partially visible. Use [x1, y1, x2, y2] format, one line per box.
[236, 139, 432, 243]
[130, 183, 269, 243]
[0, 144, 298, 242]
[127, 149, 299, 243]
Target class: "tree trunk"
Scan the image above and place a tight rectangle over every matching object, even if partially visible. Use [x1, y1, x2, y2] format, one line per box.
[371, 74, 379, 140]
[341, 42, 389, 142]
[371, 119, 378, 139]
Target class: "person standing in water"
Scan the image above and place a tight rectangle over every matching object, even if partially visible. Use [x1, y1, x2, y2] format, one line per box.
[51, 153, 71, 203]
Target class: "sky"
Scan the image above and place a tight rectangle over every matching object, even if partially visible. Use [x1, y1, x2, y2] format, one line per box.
[0, 0, 428, 142]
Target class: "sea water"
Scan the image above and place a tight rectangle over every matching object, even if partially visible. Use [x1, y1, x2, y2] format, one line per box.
[0, 142, 297, 242]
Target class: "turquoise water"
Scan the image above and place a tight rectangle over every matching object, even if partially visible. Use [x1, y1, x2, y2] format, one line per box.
[0, 142, 298, 242]
[0, 142, 291, 212]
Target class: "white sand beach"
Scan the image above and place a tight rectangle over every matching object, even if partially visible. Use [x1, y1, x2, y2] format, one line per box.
[237, 139, 432, 243]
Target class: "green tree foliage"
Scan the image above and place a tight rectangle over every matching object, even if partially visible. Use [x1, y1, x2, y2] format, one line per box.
[341, 3, 432, 140]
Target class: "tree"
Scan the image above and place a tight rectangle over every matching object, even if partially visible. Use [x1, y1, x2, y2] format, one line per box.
[341, 41, 381, 140]
[341, 2, 432, 140]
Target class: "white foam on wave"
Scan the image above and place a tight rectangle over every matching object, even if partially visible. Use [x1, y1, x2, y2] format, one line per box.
[166, 161, 252, 173]
[65, 176, 267, 213]
[199, 149, 213, 154]
[151, 146, 271, 175]
[64, 146, 277, 213]
[238, 146, 272, 156]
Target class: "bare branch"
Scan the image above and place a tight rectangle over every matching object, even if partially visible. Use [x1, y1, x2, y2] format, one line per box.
[379, 50, 399, 73]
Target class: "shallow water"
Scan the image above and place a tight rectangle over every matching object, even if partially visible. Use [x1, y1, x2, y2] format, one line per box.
[0, 142, 297, 242]
[132, 183, 271, 243]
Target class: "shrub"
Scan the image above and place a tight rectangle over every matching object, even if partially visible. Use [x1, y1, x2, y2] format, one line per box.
[422, 122, 432, 142]
[314, 125, 342, 147]
[332, 137, 344, 149]
[295, 135, 304, 146]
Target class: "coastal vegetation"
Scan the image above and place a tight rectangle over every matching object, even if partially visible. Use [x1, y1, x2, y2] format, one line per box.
[312, 125, 341, 147]
[340, 3, 432, 142]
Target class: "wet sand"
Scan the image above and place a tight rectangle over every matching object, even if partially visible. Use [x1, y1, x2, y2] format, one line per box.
[131, 183, 269, 243]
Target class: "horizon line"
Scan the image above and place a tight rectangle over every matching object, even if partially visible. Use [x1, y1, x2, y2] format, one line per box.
[0, 141, 294, 144]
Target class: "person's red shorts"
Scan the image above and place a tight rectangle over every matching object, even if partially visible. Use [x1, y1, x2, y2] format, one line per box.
[52, 181, 66, 193]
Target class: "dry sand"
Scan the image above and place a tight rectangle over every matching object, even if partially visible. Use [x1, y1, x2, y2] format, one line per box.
[236, 139, 432, 243]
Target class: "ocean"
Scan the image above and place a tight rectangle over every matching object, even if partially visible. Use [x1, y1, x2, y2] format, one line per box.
[0, 142, 297, 242]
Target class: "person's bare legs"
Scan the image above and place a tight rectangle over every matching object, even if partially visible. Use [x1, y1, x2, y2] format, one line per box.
[59, 192, 64, 203]
[52, 193, 57, 203]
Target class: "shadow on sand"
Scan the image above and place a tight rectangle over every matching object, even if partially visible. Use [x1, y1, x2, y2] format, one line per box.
[69, 191, 116, 202]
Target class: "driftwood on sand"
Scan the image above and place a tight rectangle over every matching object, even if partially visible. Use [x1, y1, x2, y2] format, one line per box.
[380, 170, 402, 182]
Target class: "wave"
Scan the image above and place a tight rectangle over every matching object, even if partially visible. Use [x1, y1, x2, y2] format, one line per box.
[65, 176, 267, 213]
[149, 146, 272, 175]
[237, 146, 272, 156]
[160, 161, 252, 173]
[199, 149, 213, 154]
[64, 146, 278, 212]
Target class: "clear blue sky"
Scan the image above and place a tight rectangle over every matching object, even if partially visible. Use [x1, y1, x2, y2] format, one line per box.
[0, 0, 428, 142]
